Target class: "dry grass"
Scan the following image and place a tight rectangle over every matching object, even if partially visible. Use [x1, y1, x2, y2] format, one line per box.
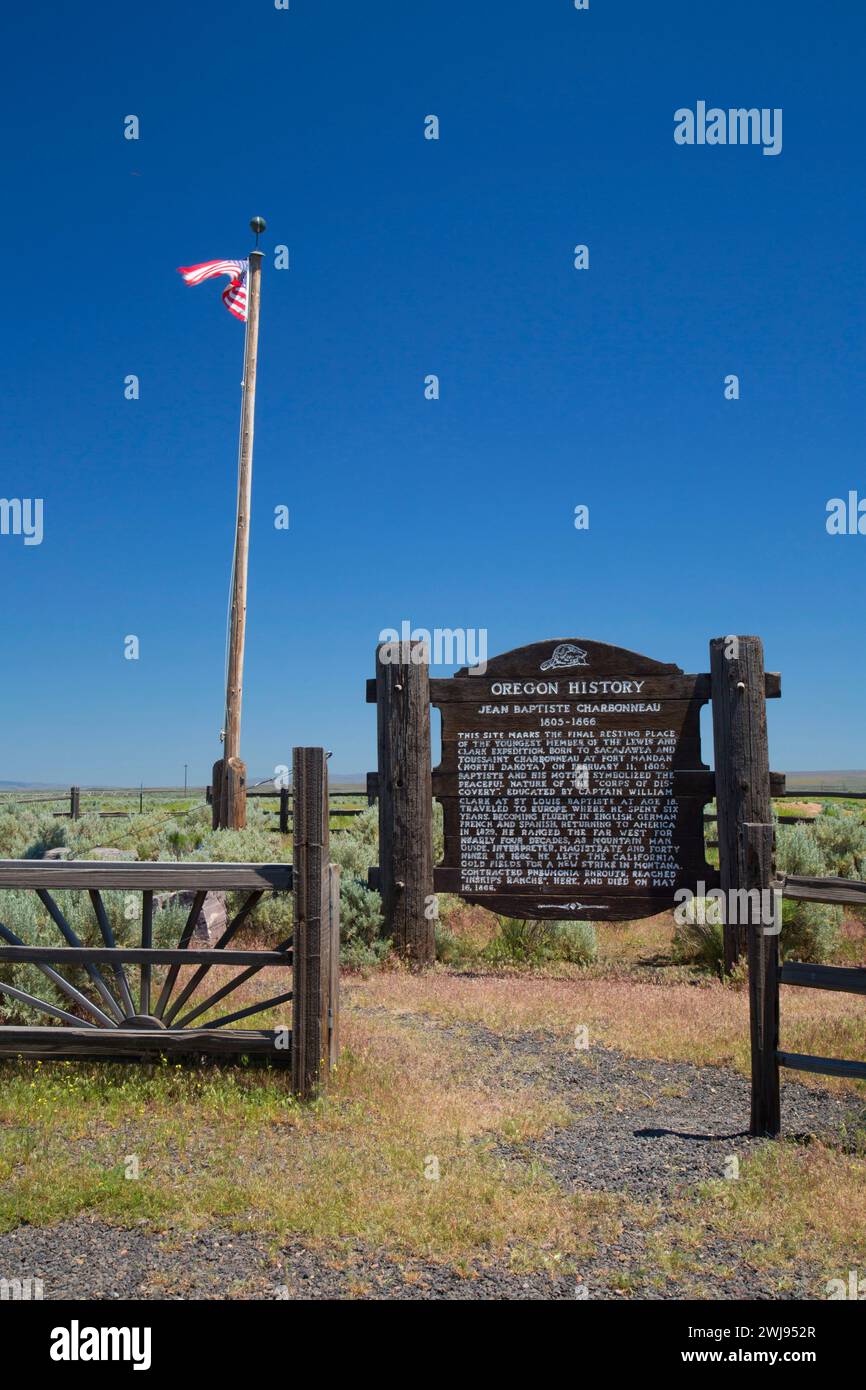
[0, 892, 863, 1288]
[0, 966, 862, 1288]
[662, 1143, 866, 1279]
[347, 970, 866, 1086]
[0, 1007, 614, 1271]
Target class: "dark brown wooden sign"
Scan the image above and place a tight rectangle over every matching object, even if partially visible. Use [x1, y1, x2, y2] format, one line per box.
[430, 639, 717, 921]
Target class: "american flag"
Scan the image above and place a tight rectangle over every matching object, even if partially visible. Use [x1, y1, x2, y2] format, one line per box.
[177, 259, 249, 322]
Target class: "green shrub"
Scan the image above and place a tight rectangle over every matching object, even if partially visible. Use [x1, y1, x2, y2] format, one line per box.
[0, 806, 70, 860]
[340, 933, 391, 970]
[328, 809, 394, 966]
[432, 800, 444, 864]
[485, 917, 597, 967]
[434, 924, 466, 965]
[225, 889, 293, 942]
[546, 920, 598, 964]
[191, 821, 285, 865]
[814, 815, 866, 879]
[672, 900, 726, 976]
[671, 891, 842, 971]
[771, 815, 856, 962]
[338, 879, 389, 968]
[161, 821, 196, 860]
[329, 807, 379, 880]
[495, 918, 550, 964]
[775, 822, 825, 877]
[780, 900, 842, 963]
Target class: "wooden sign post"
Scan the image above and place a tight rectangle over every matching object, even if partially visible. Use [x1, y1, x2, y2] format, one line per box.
[369, 641, 434, 965]
[709, 635, 779, 1135]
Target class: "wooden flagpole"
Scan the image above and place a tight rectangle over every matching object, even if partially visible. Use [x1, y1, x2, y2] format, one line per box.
[213, 217, 266, 830]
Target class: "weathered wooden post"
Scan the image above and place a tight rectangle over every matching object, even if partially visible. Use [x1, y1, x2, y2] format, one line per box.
[291, 747, 339, 1099]
[743, 821, 780, 1137]
[374, 640, 434, 967]
[210, 760, 222, 831]
[709, 635, 779, 1136]
[279, 786, 290, 834]
[70, 786, 80, 820]
[328, 863, 341, 1069]
[222, 756, 247, 830]
[709, 637, 774, 971]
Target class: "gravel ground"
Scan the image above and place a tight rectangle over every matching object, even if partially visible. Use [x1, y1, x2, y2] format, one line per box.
[0, 1209, 842, 1301]
[0, 1219, 581, 1300]
[0, 1216, 829, 1301]
[0, 1009, 861, 1300]
[476, 1027, 862, 1200]
[358, 1004, 862, 1199]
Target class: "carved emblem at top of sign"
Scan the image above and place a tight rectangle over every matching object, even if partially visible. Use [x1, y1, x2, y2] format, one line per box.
[539, 643, 589, 671]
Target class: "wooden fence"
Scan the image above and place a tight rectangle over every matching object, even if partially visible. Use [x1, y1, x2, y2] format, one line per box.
[0, 784, 369, 830]
[1, 786, 83, 818]
[707, 642, 866, 1134]
[205, 786, 367, 833]
[777, 787, 866, 800]
[703, 809, 818, 850]
[744, 868, 866, 1125]
[3, 786, 191, 819]
[0, 749, 340, 1099]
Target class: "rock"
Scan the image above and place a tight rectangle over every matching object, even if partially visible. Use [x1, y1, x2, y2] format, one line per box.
[42, 847, 72, 860]
[153, 891, 228, 944]
[193, 892, 227, 945]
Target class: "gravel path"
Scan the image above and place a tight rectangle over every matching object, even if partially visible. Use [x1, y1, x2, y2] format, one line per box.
[474, 1026, 861, 1199]
[358, 1004, 862, 1199]
[0, 1209, 840, 1301]
[0, 1008, 861, 1300]
[0, 1219, 580, 1300]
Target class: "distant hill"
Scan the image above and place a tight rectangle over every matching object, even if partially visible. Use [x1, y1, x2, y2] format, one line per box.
[784, 771, 866, 792]
[0, 781, 65, 790]
[1, 774, 367, 791]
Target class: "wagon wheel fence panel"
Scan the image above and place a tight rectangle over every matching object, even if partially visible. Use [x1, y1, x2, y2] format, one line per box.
[0, 752, 340, 1097]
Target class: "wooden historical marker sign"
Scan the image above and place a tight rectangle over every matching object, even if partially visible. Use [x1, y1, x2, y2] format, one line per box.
[429, 639, 718, 922]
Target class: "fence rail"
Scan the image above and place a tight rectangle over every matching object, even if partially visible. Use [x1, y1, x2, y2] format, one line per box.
[779, 961, 866, 995]
[0, 946, 292, 968]
[776, 1052, 866, 1081]
[9, 780, 857, 826]
[769, 870, 866, 1105]
[0, 783, 369, 834]
[773, 873, 866, 907]
[0, 784, 369, 828]
[776, 787, 866, 799]
[0, 862, 292, 890]
[205, 785, 367, 833]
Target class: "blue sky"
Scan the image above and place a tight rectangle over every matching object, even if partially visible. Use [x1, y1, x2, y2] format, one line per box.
[1, 0, 864, 784]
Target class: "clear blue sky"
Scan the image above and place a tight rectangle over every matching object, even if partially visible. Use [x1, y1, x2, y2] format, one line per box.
[1, 0, 864, 784]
